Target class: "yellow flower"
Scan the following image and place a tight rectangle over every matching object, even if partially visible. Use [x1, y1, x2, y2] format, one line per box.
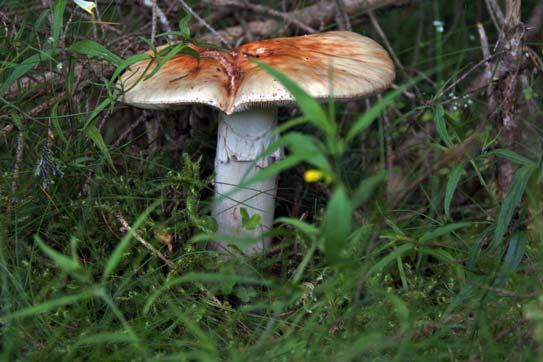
[304, 169, 332, 184]
[304, 169, 323, 183]
[74, 0, 97, 15]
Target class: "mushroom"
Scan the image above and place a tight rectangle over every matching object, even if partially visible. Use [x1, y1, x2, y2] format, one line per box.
[118, 31, 395, 255]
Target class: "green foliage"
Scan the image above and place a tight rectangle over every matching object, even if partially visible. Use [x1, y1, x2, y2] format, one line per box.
[1, 0, 542, 361]
[69, 40, 123, 65]
[240, 207, 262, 230]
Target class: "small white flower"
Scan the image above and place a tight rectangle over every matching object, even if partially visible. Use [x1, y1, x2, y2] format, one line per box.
[73, 0, 97, 15]
[56, 62, 63, 70]
[433, 20, 445, 33]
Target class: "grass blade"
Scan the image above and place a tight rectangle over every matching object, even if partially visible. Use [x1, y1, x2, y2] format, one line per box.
[83, 124, 115, 170]
[434, 104, 453, 147]
[419, 222, 471, 242]
[487, 149, 536, 167]
[253, 60, 331, 134]
[0, 51, 52, 95]
[1, 290, 95, 321]
[102, 200, 160, 281]
[492, 165, 534, 250]
[52, 0, 67, 42]
[444, 162, 466, 218]
[69, 40, 122, 65]
[34, 235, 81, 273]
[367, 243, 414, 277]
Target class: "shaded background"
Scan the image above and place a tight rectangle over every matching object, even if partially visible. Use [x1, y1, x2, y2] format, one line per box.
[1, 0, 542, 360]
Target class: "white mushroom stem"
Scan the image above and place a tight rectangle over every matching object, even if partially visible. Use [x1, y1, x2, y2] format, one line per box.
[213, 108, 282, 254]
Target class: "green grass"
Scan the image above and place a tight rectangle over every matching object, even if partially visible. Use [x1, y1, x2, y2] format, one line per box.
[1, 0, 542, 360]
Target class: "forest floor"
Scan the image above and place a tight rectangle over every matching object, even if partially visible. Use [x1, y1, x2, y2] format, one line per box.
[1, 0, 543, 360]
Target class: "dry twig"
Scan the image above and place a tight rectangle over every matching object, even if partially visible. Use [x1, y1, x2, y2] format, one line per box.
[178, 0, 232, 47]
[10, 131, 25, 204]
[214, 0, 316, 33]
[485, 0, 506, 30]
[116, 213, 175, 268]
[143, 0, 173, 40]
[204, 0, 412, 43]
[335, 0, 352, 31]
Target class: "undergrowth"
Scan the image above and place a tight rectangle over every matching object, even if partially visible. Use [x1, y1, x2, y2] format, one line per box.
[1, 0, 542, 361]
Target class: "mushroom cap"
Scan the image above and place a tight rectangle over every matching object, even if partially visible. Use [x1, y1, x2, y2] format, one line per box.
[118, 31, 395, 115]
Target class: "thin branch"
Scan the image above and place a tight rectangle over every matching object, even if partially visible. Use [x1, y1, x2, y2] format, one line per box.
[526, 0, 543, 40]
[477, 23, 491, 59]
[142, 0, 173, 41]
[215, 0, 316, 33]
[335, 0, 352, 31]
[116, 213, 175, 268]
[11, 131, 24, 201]
[368, 10, 420, 96]
[112, 114, 147, 147]
[204, 0, 412, 43]
[0, 123, 14, 136]
[505, 0, 522, 26]
[151, 0, 157, 43]
[177, 0, 232, 48]
[485, 0, 505, 30]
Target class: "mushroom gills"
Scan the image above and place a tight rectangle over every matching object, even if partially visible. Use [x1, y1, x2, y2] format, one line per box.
[212, 108, 282, 254]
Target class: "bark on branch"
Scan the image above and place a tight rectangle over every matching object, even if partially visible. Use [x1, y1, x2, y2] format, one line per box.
[205, 0, 412, 43]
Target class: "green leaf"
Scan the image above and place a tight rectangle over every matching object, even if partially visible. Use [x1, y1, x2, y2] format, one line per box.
[494, 232, 528, 286]
[244, 155, 306, 186]
[178, 12, 192, 39]
[352, 170, 386, 208]
[386, 293, 411, 331]
[75, 331, 138, 347]
[444, 162, 466, 218]
[236, 287, 257, 303]
[276, 217, 319, 237]
[1, 290, 95, 321]
[240, 207, 261, 230]
[50, 101, 68, 145]
[191, 232, 261, 247]
[434, 105, 453, 147]
[258, 132, 329, 173]
[102, 201, 159, 281]
[52, 0, 67, 42]
[111, 53, 151, 83]
[487, 149, 536, 167]
[69, 40, 122, 65]
[418, 247, 465, 281]
[419, 222, 471, 242]
[0, 51, 53, 95]
[83, 125, 114, 170]
[346, 87, 403, 143]
[367, 243, 414, 277]
[492, 165, 535, 250]
[34, 235, 81, 273]
[501, 232, 527, 273]
[321, 186, 352, 260]
[239, 132, 330, 193]
[253, 60, 332, 135]
[144, 273, 271, 313]
[10, 112, 22, 130]
[144, 44, 195, 80]
[83, 97, 113, 129]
